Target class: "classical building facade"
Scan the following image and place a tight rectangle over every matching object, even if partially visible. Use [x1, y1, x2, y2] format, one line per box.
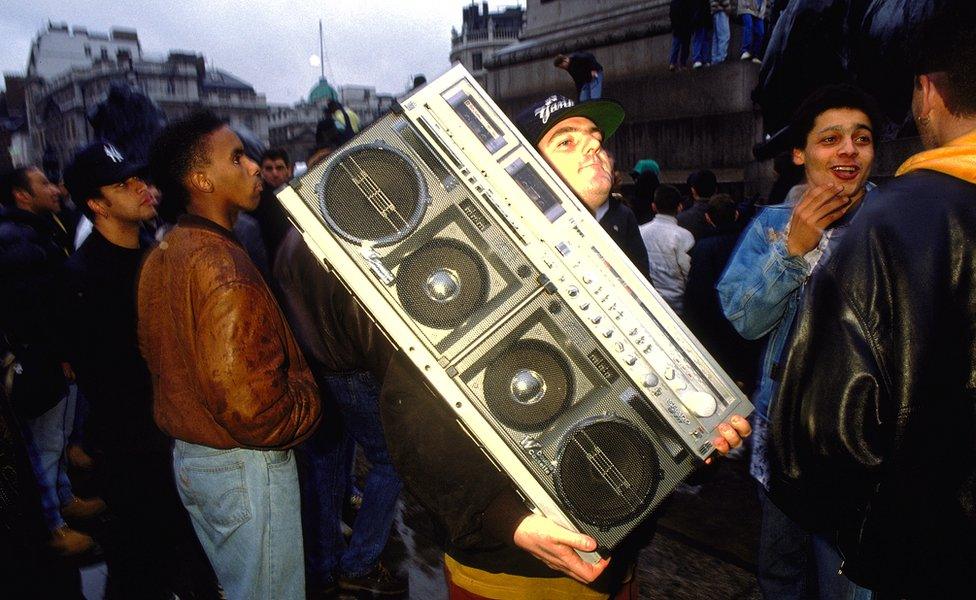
[480, 0, 767, 190]
[22, 23, 268, 168]
[450, 2, 524, 88]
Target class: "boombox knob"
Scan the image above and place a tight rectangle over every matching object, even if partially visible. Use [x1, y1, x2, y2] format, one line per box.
[643, 373, 659, 388]
[679, 391, 718, 418]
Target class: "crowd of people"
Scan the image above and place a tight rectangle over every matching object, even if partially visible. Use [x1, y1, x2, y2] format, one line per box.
[1, 3, 974, 600]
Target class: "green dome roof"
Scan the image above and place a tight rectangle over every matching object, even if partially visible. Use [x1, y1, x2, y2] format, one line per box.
[309, 76, 338, 104]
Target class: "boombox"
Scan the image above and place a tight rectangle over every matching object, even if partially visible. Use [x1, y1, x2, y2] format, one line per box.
[276, 65, 752, 559]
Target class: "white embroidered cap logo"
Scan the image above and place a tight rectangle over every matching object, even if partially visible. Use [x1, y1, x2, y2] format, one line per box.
[534, 95, 575, 125]
[103, 144, 124, 164]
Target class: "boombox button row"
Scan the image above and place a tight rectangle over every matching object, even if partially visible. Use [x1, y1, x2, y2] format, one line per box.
[624, 354, 638, 366]
[602, 328, 614, 339]
[589, 315, 602, 324]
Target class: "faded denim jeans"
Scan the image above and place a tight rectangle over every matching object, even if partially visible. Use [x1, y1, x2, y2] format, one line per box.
[174, 440, 305, 600]
[22, 384, 77, 529]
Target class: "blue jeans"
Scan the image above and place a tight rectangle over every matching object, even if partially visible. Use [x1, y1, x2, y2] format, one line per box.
[579, 70, 603, 101]
[741, 14, 765, 57]
[692, 26, 712, 64]
[174, 440, 305, 600]
[22, 385, 77, 529]
[758, 488, 854, 600]
[300, 372, 402, 587]
[670, 33, 690, 67]
[712, 12, 730, 62]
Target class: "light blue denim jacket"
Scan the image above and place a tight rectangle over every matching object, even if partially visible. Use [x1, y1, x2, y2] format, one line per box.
[717, 183, 873, 487]
[717, 183, 875, 420]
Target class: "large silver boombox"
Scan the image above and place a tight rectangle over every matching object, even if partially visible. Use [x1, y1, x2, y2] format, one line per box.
[277, 65, 752, 558]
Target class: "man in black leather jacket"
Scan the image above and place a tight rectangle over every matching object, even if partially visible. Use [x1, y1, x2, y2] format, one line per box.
[769, 5, 976, 597]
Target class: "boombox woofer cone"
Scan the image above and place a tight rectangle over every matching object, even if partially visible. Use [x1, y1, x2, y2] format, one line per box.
[316, 143, 428, 246]
[484, 339, 573, 431]
[397, 238, 489, 329]
[555, 416, 658, 527]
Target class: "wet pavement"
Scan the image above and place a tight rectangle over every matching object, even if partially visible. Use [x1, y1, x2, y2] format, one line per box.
[80, 449, 761, 599]
[380, 452, 761, 600]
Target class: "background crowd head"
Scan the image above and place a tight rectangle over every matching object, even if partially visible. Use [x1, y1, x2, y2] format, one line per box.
[652, 184, 683, 216]
[0, 167, 34, 207]
[706, 194, 737, 229]
[687, 169, 717, 200]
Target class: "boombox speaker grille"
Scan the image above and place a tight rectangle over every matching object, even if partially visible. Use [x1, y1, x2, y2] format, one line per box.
[555, 418, 658, 527]
[484, 340, 573, 431]
[397, 238, 489, 329]
[317, 144, 427, 246]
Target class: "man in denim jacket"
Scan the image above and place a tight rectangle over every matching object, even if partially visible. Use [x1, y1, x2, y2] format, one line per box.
[718, 84, 878, 600]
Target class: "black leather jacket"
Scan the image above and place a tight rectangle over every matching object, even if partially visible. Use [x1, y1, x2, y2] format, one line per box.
[768, 169, 976, 597]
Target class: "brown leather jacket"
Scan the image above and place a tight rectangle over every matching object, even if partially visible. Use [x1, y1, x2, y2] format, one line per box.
[137, 214, 320, 449]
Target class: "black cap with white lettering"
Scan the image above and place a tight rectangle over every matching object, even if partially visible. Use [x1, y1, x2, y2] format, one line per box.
[64, 141, 147, 202]
[514, 94, 625, 148]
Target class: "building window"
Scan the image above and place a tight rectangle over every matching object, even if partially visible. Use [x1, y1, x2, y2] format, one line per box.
[84, 45, 91, 57]
[472, 52, 483, 71]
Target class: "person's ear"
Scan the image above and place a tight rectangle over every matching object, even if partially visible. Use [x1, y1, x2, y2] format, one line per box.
[86, 198, 109, 220]
[792, 147, 805, 167]
[188, 171, 213, 194]
[916, 74, 944, 122]
[11, 187, 31, 207]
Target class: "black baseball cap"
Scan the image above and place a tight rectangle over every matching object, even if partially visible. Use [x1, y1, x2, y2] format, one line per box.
[64, 142, 146, 202]
[515, 94, 625, 148]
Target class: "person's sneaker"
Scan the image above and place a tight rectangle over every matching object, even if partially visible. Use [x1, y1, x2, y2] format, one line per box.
[692, 61, 703, 69]
[751, 57, 762, 64]
[668, 64, 676, 72]
[338, 564, 408, 597]
[61, 496, 107, 520]
[740, 51, 752, 60]
[50, 524, 94, 555]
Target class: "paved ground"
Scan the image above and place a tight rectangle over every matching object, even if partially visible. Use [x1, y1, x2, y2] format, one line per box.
[382, 452, 761, 600]
[80, 449, 761, 599]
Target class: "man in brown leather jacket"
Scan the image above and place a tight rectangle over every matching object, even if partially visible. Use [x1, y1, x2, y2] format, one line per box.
[138, 111, 321, 600]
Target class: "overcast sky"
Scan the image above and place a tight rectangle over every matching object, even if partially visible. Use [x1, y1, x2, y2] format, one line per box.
[0, 1, 521, 104]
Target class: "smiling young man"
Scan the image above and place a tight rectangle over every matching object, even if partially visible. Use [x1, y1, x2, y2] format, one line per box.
[717, 84, 880, 599]
[138, 111, 321, 599]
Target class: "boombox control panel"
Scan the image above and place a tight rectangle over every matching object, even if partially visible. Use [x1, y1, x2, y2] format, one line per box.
[277, 64, 753, 556]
